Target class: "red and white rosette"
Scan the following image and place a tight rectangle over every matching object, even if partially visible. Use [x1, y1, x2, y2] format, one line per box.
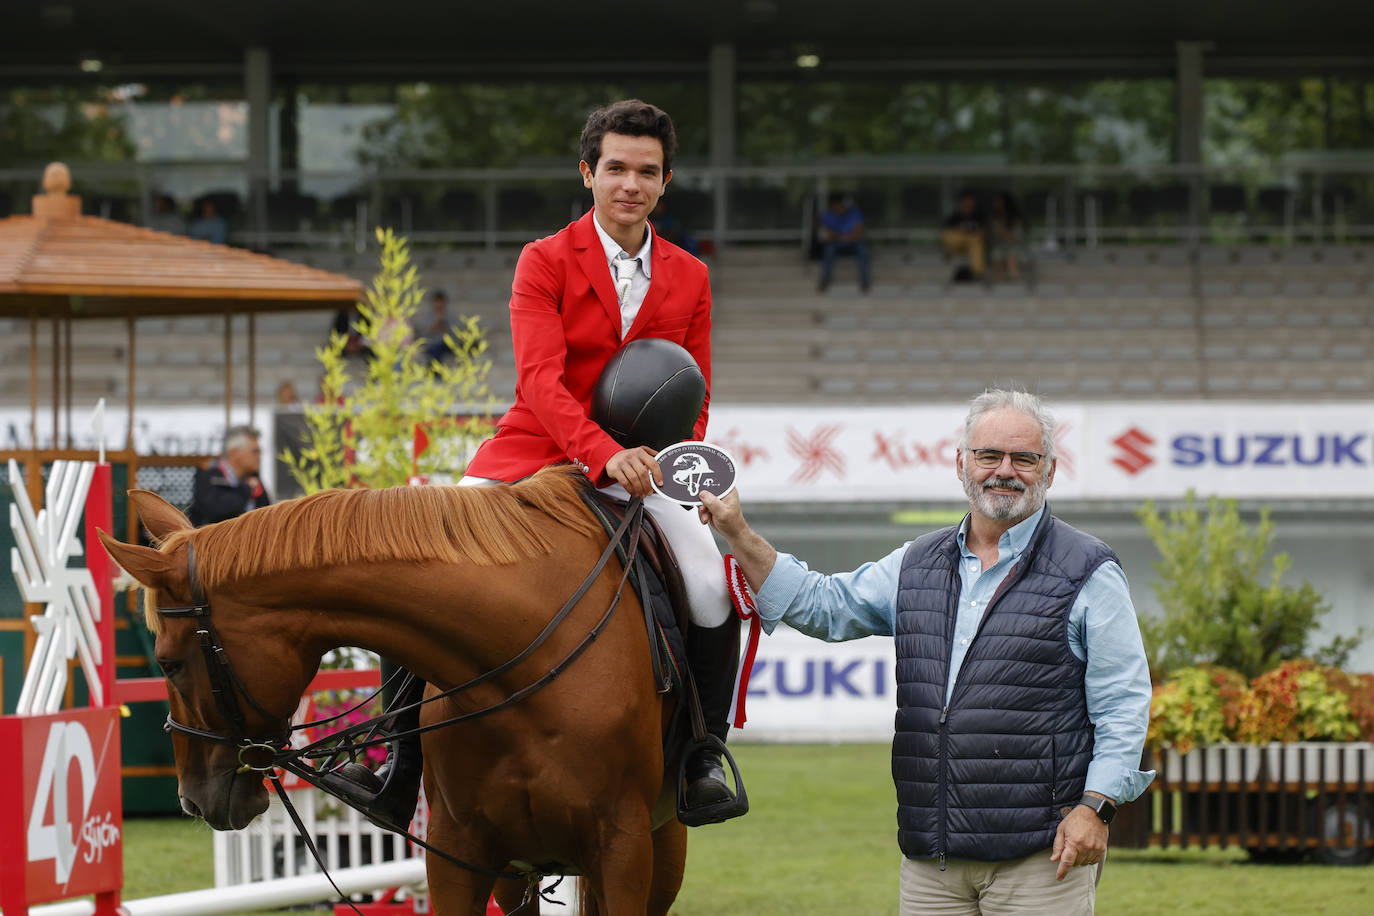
[724, 554, 763, 729]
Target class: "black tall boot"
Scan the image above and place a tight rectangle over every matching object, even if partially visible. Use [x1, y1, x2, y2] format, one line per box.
[317, 658, 425, 832]
[682, 619, 746, 820]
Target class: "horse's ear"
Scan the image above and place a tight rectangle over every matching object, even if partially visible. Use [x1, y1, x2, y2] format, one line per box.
[97, 530, 177, 591]
[129, 489, 192, 543]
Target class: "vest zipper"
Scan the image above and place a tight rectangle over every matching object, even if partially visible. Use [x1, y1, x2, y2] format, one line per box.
[938, 704, 949, 869]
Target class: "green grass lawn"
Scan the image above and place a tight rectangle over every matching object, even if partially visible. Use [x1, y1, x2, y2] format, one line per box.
[115, 743, 1373, 915]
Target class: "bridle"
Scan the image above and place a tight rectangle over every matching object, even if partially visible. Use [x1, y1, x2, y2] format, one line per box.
[156, 541, 294, 774]
[153, 497, 648, 898]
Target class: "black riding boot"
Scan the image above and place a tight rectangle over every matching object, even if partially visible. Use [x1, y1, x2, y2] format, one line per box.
[683, 619, 744, 818]
[317, 658, 425, 832]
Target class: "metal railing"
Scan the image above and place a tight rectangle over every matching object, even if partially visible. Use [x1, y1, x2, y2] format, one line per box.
[3, 159, 1372, 253]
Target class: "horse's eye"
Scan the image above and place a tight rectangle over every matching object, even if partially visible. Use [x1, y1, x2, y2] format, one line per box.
[158, 659, 182, 678]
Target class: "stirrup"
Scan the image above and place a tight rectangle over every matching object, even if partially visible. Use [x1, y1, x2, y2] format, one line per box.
[676, 735, 749, 827]
[316, 747, 421, 833]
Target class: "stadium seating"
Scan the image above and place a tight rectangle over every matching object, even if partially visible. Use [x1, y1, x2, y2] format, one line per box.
[3, 243, 1372, 410]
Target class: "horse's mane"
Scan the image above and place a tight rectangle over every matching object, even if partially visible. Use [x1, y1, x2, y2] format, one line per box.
[146, 466, 601, 630]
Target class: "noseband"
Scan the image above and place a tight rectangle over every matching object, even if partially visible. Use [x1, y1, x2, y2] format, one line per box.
[156, 542, 292, 773]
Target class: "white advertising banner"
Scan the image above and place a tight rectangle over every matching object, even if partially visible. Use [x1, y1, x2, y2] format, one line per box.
[0, 407, 278, 494]
[739, 625, 895, 743]
[708, 402, 1374, 502]
[7, 401, 1373, 504]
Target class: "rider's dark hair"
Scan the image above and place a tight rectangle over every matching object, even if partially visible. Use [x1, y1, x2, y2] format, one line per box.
[580, 99, 677, 175]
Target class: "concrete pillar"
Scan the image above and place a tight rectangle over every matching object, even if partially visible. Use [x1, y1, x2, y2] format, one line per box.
[708, 42, 736, 252]
[1175, 41, 1208, 243]
[1174, 41, 1206, 166]
[245, 45, 272, 247]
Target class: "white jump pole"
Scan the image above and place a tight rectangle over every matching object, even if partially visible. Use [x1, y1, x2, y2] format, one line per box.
[28, 858, 428, 916]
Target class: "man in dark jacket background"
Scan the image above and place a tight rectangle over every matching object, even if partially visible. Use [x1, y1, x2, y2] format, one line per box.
[189, 424, 271, 526]
[700, 388, 1153, 915]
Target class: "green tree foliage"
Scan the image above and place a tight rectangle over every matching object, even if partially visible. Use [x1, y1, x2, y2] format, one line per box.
[1137, 492, 1361, 680]
[280, 227, 495, 493]
[356, 82, 707, 170]
[0, 87, 136, 167]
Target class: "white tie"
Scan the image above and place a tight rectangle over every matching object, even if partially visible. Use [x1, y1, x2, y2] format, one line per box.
[615, 253, 639, 308]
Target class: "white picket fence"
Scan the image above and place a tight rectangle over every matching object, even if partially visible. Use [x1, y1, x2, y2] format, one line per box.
[213, 786, 427, 901]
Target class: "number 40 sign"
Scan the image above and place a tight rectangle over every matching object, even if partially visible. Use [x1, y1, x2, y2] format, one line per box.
[0, 706, 123, 909]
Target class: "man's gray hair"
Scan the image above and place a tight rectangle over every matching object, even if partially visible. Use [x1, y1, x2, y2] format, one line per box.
[959, 389, 1057, 462]
[222, 424, 260, 456]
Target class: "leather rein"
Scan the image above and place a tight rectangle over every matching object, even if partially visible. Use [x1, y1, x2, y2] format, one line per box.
[156, 496, 648, 892]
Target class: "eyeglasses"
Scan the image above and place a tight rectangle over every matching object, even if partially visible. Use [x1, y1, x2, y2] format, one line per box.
[970, 448, 1044, 471]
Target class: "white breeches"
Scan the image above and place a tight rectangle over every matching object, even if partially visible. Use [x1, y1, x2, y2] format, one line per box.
[459, 476, 732, 627]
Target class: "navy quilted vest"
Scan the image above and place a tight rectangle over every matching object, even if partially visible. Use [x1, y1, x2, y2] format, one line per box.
[892, 507, 1118, 862]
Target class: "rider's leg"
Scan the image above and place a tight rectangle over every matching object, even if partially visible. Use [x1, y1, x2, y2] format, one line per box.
[317, 657, 425, 832]
[633, 490, 742, 814]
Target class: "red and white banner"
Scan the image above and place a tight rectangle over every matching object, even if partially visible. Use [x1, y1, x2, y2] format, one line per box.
[709, 402, 1374, 502]
[0, 706, 124, 908]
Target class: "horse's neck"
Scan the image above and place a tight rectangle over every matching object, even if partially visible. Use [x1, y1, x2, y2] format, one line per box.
[277, 562, 536, 691]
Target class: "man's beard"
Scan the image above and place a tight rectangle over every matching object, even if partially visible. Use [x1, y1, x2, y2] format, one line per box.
[960, 461, 1049, 522]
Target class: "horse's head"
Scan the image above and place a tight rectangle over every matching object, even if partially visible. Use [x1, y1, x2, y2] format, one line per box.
[98, 491, 304, 830]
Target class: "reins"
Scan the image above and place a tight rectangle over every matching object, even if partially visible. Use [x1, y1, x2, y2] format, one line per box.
[157, 495, 649, 900]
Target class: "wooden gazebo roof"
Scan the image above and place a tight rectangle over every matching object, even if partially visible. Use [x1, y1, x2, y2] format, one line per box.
[2, 163, 366, 452]
[0, 164, 360, 318]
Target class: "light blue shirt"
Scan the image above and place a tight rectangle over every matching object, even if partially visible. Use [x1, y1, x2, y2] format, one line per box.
[754, 505, 1156, 804]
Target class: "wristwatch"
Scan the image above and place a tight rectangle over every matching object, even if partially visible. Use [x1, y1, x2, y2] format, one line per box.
[1078, 794, 1117, 824]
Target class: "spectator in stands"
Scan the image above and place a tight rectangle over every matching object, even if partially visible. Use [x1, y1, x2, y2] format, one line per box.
[188, 198, 228, 245]
[700, 387, 1153, 916]
[275, 380, 301, 408]
[816, 192, 871, 293]
[942, 190, 988, 282]
[148, 193, 186, 235]
[419, 290, 456, 365]
[189, 425, 271, 526]
[989, 190, 1027, 282]
[651, 198, 700, 257]
[332, 306, 373, 359]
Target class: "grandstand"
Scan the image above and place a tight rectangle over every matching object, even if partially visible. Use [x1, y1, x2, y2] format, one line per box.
[3, 242, 1373, 408]
[3, 0, 1374, 671]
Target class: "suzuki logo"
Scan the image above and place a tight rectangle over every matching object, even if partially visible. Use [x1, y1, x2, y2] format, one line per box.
[1111, 427, 1155, 475]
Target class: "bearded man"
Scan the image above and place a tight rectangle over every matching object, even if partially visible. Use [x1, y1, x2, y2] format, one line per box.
[699, 388, 1154, 915]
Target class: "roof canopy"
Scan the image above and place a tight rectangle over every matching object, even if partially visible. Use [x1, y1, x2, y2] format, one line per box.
[0, 163, 360, 319]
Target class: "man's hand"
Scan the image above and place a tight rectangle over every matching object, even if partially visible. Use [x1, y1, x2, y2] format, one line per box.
[1050, 804, 1109, 881]
[604, 446, 661, 498]
[698, 489, 745, 536]
[699, 490, 776, 592]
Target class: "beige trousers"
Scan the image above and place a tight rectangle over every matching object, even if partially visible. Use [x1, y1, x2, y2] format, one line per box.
[899, 851, 1096, 916]
[942, 229, 987, 276]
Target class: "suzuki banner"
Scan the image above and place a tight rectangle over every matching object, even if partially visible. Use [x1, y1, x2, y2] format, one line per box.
[7, 401, 1373, 503]
[708, 402, 1374, 502]
[742, 625, 895, 742]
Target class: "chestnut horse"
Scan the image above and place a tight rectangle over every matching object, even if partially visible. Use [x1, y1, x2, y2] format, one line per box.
[98, 466, 688, 915]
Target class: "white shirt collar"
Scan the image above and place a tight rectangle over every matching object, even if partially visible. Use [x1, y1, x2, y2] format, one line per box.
[591, 211, 653, 278]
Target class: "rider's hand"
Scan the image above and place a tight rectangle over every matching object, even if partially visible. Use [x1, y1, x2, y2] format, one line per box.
[604, 446, 661, 498]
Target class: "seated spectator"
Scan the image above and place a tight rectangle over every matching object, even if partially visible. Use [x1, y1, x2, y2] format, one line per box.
[942, 191, 988, 281]
[188, 198, 228, 245]
[989, 190, 1027, 281]
[275, 380, 301, 408]
[816, 192, 871, 293]
[148, 193, 186, 235]
[418, 290, 455, 365]
[651, 199, 700, 257]
[332, 306, 373, 359]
